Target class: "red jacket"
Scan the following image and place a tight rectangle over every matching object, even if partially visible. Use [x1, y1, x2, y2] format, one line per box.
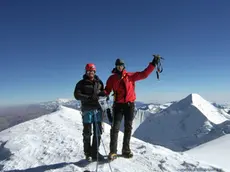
[104, 63, 155, 103]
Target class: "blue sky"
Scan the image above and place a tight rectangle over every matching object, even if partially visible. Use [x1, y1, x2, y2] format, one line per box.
[0, 0, 230, 106]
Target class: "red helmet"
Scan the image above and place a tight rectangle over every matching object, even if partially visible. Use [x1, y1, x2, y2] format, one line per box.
[85, 63, 96, 71]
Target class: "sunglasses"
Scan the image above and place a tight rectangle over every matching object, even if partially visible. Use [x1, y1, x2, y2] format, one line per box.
[86, 70, 95, 74]
[116, 64, 124, 67]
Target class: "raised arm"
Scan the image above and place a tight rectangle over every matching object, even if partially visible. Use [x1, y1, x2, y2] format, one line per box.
[130, 63, 155, 82]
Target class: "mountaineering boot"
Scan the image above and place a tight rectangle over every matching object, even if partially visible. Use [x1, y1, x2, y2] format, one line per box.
[91, 152, 104, 161]
[122, 151, 133, 158]
[108, 152, 117, 161]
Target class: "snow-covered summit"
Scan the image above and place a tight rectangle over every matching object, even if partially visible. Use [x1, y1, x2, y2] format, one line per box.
[133, 93, 230, 151]
[171, 93, 228, 124]
[0, 106, 224, 172]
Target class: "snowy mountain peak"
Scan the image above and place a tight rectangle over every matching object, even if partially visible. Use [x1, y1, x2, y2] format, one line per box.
[133, 94, 230, 152]
[174, 93, 227, 124]
[188, 93, 203, 102]
[178, 93, 206, 107]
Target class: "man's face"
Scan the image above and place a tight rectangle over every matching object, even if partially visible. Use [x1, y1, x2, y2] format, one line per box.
[86, 70, 95, 78]
[116, 64, 124, 72]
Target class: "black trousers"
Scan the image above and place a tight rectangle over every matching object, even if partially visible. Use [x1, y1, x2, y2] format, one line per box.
[110, 102, 135, 154]
[83, 122, 102, 156]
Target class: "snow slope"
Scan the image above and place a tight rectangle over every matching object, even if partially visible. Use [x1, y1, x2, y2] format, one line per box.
[132, 102, 171, 135]
[224, 105, 230, 114]
[212, 103, 230, 118]
[0, 98, 81, 132]
[186, 134, 230, 171]
[133, 93, 230, 151]
[0, 106, 224, 172]
[116, 102, 173, 135]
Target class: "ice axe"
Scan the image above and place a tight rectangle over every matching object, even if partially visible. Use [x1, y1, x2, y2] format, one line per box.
[153, 54, 164, 80]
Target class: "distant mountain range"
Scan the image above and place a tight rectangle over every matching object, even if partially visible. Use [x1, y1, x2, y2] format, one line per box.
[0, 96, 229, 135]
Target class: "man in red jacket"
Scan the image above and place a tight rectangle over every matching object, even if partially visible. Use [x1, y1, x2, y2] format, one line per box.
[104, 55, 160, 160]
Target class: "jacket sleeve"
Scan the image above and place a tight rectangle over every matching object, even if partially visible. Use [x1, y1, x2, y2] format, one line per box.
[74, 80, 90, 101]
[104, 75, 113, 96]
[130, 63, 155, 82]
[97, 80, 107, 97]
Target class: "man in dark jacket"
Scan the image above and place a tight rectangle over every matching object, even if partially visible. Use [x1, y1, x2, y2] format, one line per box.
[74, 63, 105, 161]
[104, 55, 161, 160]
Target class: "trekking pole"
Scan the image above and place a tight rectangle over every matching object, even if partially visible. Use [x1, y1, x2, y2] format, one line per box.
[99, 131, 113, 172]
[94, 110, 113, 172]
[93, 110, 100, 172]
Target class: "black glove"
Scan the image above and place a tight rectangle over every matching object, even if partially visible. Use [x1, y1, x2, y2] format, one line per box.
[97, 91, 106, 97]
[106, 108, 113, 123]
[151, 54, 161, 66]
[88, 94, 99, 101]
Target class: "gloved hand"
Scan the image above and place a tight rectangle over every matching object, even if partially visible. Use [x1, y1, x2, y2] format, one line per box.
[97, 91, 106, 97]
[88, 94, 99, 101]
[106, 108, 113, 123]
[151, 54, 161, 66]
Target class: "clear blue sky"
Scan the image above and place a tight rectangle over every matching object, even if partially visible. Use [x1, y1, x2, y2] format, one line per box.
[1, 0, 230, 106]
